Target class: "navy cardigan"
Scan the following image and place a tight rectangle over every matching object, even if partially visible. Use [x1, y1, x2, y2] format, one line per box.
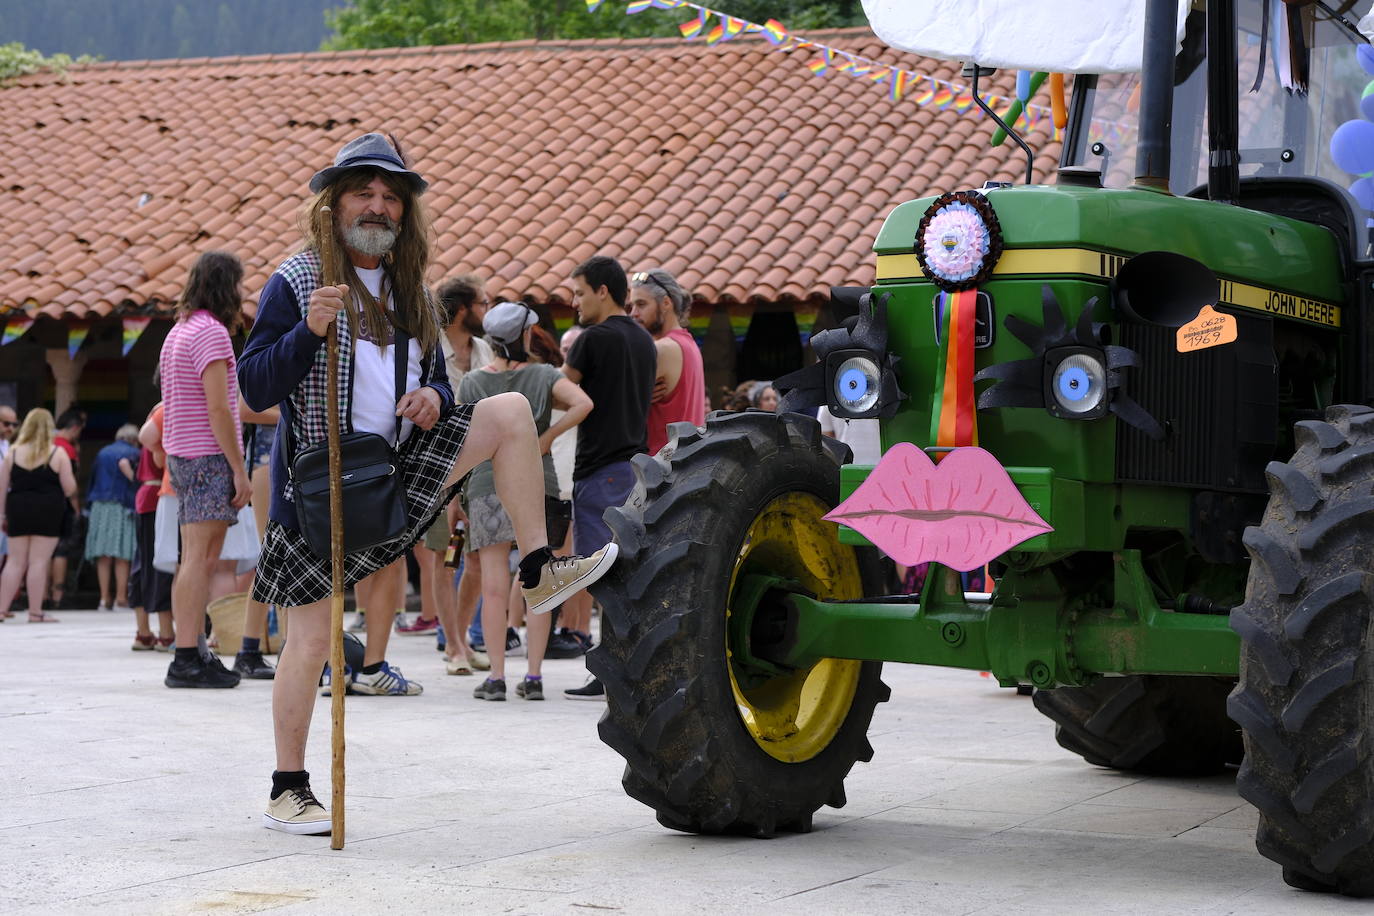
[238, 272, 454, 531]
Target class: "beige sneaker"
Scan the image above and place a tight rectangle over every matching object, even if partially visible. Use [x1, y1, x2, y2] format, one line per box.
[522, 543, 620, 616]
[263, 785, 331, 835]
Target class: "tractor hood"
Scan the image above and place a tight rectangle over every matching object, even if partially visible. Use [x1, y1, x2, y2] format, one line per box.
[859, 0, 1192, 73]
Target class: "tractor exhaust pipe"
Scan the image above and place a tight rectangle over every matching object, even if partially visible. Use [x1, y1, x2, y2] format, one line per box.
[1135, 0, 1178, 190]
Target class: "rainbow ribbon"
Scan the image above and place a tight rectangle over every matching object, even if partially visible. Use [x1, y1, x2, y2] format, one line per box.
[122, 315, 152, 356]
[931, 290, 980, 451]
[2, 315, 33, 346]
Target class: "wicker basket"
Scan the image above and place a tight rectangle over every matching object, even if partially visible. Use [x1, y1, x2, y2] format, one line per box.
[206, 591, 286, 656]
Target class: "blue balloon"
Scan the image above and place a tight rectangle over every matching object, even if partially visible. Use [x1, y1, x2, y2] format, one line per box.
[1351, 177, 1374, 211]
[1359, 43, 1374, 76]
[1331, 119, 1374, 174]
[1363, 91, 1374, 124]
[1016, 69, 1031, 101]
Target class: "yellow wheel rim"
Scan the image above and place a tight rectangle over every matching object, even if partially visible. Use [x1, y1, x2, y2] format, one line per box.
[727, 491, 866, 763]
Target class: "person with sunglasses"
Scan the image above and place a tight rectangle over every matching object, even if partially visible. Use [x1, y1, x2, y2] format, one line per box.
[627, 269, 706, 456]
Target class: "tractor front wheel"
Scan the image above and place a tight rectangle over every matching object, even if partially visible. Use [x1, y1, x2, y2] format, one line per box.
[588, 411, 889, 836]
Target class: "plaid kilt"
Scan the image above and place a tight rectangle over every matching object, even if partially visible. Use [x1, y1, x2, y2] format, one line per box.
[252, 404, 474, 608]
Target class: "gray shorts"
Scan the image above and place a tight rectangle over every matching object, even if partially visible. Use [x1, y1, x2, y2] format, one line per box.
[167, 454, 237, 525]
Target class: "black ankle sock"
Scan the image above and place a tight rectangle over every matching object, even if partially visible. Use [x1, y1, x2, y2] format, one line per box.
[518, 546, 554, 588]
[174, 647, 199, 663]
[240, 637, 261, 654]
[271, 769, 309, 800]
[361, 661, 383, 675]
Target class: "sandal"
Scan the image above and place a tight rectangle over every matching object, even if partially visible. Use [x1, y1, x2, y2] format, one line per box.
[445, 655, 473, 676]
[27, 612, 59, 623]
[131, 634, 157, 651]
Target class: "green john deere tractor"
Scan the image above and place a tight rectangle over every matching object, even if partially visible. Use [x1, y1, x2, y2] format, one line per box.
[587, 0, 1374, 896]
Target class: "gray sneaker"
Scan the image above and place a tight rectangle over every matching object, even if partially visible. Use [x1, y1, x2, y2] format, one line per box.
[515, 676, 544, 701]
[473, 677, 506, 700]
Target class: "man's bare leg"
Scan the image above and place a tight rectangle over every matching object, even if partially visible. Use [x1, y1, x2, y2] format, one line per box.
[271, 600, 329, 770]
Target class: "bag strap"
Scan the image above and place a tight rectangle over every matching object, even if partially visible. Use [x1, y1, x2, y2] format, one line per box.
[284, 313, 412, 471]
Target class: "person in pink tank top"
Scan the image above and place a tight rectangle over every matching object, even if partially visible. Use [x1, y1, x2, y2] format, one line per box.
[629, 269, 706, 456]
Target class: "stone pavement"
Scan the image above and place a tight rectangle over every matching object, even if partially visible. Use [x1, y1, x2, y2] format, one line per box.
[0, 612, 1343, 915]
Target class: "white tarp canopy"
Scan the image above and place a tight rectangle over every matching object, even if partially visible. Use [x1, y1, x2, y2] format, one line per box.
[859, 0, 1193, 73]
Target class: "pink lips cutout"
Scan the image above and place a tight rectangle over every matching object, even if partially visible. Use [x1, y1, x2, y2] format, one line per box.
[824, 443, 1053, 572]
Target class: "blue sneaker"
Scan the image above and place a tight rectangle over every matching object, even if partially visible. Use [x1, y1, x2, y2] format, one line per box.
[351, 661, 423, 696]
[320, 663, 352, 696]
[435, 623, 446, 653]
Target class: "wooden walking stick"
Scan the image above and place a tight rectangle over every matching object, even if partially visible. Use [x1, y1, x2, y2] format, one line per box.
[318, 205, 348, 850]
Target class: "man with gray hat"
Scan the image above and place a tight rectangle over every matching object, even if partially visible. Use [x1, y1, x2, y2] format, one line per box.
[239, 132, 618, 835]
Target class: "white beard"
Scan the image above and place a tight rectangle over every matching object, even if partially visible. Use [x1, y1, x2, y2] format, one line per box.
[343, 224, 397, 257]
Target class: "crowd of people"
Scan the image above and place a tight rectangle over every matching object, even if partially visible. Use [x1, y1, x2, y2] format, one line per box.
[1, 130, 798, 836]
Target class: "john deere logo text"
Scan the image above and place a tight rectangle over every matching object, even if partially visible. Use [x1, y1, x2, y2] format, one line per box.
[1261, 291, 1338, 326]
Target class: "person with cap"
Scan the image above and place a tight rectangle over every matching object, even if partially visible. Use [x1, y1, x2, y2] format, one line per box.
[628, 268, 706, 456]
[460, 302, 592, 701]
[238, 132, 618, 834]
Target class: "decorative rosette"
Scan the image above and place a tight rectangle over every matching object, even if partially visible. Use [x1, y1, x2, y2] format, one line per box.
[914, 190, 1004, 291]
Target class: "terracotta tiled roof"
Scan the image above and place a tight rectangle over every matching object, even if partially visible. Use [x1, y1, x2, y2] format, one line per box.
[0, 29, 1060, 321]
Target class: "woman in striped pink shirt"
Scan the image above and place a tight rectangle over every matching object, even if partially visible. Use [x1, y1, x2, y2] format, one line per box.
[158, 250, 252, 689]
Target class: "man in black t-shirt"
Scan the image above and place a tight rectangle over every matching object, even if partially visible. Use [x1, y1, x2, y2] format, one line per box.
[561, 255, 656, 699]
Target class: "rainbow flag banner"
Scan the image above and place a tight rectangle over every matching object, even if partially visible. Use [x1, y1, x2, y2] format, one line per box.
[599, 0, 1131, 141]
[2, 315, 34, 347]
[122, 315, 153, 356]
[67, 322, 90, 359]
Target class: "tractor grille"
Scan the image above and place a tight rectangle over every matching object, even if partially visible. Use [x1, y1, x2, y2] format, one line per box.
[1115, 314, 1276, 493]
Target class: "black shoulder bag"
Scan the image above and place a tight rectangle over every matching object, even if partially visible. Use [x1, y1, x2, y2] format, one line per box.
[286, 325, 410, 559]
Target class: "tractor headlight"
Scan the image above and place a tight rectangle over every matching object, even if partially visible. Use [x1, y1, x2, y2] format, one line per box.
[1045, 348, 1108, 419]
[825, 349, 884, 419]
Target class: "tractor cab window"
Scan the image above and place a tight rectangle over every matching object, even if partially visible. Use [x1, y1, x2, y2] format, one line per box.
[1237, 0, 1372, 189]
[1065, 0, 1373, 199]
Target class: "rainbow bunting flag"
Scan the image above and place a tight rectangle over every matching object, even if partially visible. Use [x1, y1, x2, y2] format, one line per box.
[953, 91, 974, 113]
[868, 66, 891, 83]
[890, 69, 910, 101]
[122, 315, 152, 356]
[807, 46, 835, 76]
[761, 18, 788, 44]
[933, 86, 955, 109]
[912, 76, 936, 105]
[67, 323, 90, 359]
[586, 0, 605, 10]
[627, 0, 654, 12]
[679, 8, 710, 38]
[1, 315, 33, 347]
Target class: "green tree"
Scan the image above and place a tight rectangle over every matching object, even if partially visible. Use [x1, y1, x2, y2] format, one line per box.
[0, 41, 94, 82]
[323, 0, 865, 48]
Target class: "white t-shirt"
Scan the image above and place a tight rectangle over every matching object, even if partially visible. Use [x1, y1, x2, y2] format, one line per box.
[817, 407, 883, 465]
[351, 265, 423, 444]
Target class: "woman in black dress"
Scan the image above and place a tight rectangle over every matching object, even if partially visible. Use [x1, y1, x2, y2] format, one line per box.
[0, 408, 78, 622]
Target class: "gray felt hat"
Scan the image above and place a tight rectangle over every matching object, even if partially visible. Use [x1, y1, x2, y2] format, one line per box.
[309, 132, 428, 194]
[483, 301, 538, 345]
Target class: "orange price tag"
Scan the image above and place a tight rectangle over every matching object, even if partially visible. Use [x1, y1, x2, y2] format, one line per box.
[1176, 305, 1237, 353]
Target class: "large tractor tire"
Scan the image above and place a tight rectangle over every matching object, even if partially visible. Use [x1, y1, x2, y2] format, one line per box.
[1229, 404, 1374, 897]
[587, 411, 890, 837]
[1033, 675, 1242, 776]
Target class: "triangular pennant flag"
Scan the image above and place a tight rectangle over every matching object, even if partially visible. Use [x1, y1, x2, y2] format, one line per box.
[122, 315, 152, 356]
[2, 315, 34, 346]
[67, 322, 90, 359]
[679, 7, 711, 39]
